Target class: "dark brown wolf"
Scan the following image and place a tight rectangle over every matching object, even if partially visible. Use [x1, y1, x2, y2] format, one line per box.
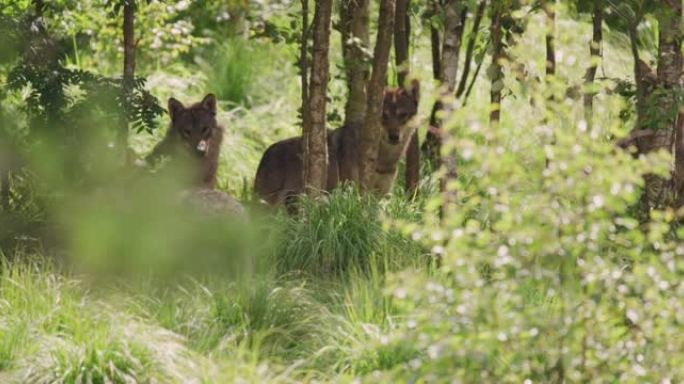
[146, 94, 223, 189]
[254, 80, 420, 206]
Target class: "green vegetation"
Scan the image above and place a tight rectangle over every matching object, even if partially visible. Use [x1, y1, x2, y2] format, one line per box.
[2, 0, 684, 383]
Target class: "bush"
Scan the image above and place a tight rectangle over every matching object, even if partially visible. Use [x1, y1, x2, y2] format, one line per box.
[378, 76, 684, 382]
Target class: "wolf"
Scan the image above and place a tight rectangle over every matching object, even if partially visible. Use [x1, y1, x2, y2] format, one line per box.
[254, 80, 420, 206]
[146, 94, 223, 189]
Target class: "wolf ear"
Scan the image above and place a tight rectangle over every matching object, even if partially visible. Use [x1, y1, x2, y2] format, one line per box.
[407, 79, 420, 102]
[201, 94, 217, 115]
[168, 98, 184, 121]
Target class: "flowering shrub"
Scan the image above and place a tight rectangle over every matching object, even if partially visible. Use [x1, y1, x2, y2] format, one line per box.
[383, 85, 684, 382]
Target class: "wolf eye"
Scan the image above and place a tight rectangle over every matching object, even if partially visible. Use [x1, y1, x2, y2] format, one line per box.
[202, 126, 210, 135]
[182, 129, 191, 137]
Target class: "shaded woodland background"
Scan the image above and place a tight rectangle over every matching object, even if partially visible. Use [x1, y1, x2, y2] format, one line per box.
[1, 0, 684, 382]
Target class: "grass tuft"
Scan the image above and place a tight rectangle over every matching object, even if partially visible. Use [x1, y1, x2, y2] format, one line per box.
[274, 186, 427, 277]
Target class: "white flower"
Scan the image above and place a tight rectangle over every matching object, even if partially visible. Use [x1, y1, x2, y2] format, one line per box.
[393, 287, 407, 299]
[633, 364, 647, 377]
[626, 309, 639, 324]
[577, 120, 588, 133]
[591, 195, 604, 209]
[462, 148, 474, 160]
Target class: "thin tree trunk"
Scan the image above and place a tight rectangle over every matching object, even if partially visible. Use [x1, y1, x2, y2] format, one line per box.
[456, 0, 486, 98]
[423, 9, 442, 170]
[463, 38, 490, 104]
[302, 0, 332, 195]
[583, 0, 603, 124]
[543, 0, 556, 168]
[360, 0, 396, 191]
[544, 0, 556, 79]
[121, 0, 136, 157]
[394, 0, 410, 85]
[675, 112, 684, 208]
[342, 0, 370, 128]
[395, 0, 419, 194]
[629, 20, 648, 133]
[301, 0, 310, 126]
[404, 132, 420, 194]
[430, 24, 441, 80]
[490, 1, 504, 124]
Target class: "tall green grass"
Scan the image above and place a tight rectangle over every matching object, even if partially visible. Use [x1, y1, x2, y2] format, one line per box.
[200, 38, 267, 107]
[0, 257, 202, 383]
[274, 187, 428, 277]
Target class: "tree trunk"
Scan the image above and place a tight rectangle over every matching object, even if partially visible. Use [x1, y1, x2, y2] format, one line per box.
[425, 0, 466, 141]
[300, 0, 310, 127]
[543, 0, 556, 168]
[430, 24, 441, 80]
[437, 0, 465, 212]
[439, 1, 465, 93]
[656, 1, 683, 90]
[636, 0, 682, 212]
[341, 0, 370, 128]
[456, 0, 486, 98]
[394, 0, 410, 85]
[302, 0, 332, 196]
[544, 0, 556, 79]
[583, 0, 603, 124]
[489, 1, 504, 124]
[359, 0, 396, 191]
[423, 5, 442, 170]
[395, 0, 419, 195]
[463, 38, 490, 104]
[675, 112, 684, 208]
[121, 0, 136, 158]
[658, 0, 683, 206]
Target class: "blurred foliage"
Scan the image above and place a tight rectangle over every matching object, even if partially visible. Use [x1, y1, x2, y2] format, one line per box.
[7, 63, 163, 135]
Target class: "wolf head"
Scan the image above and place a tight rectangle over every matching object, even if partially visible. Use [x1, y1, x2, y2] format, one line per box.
[168, 94, 218, 157]
[382, 79, 420, 145]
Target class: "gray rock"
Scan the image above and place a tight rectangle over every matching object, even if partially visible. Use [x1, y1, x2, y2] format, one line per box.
[179, 188, 247, 218]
